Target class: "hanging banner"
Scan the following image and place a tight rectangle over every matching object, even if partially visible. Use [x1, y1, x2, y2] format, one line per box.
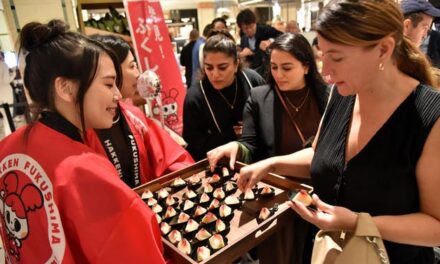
[124, 0, 185, 135]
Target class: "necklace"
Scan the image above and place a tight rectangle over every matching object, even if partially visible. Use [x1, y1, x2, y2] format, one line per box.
[284, 87, 310, 112]
[112, 113, 121, 124]
[217, 80, 238, 110]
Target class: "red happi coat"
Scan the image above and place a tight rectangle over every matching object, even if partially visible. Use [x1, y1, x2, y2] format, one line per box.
[86, 101, 194, 184]
[0, 122, 166, 263]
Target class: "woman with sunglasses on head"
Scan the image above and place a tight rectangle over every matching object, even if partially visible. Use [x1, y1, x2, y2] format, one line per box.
[183, 30, 266, 161]
[207, 32, 328, 263]
[0, 20, 165, 263]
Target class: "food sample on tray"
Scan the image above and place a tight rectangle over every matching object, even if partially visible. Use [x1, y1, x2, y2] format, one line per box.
[195, 228, 212, 241]
[208, 199, 220, 211]
[201, 212, 217, 224]
[224, 181, 237, 193]
[196, 246, 211, 262]
[243, 189, 256, 200]
[182, 199, 196, 212]
[170, 177, 187, 188]
[259, 186, 275, 197]
[168, 230, 182, 244]
[215, 219, 227, 233]
[183, 189, 198, 200]
[219, 204, 233, 219]
[164, 206, 177, 219]
[222, 167, 230, 177]
[161, 222, 172, 235]
[213, 187, 226, 200]
[147, 197, 158, 207]
[157, 188, 170, 200]
[152, 204, 163, 214]
[177, 238, 192, 255]
[209, 234, 226, 250]
[177, 212, 191, 224]
[185, 219, 199, 233]
[199, 193, 211, 204]
[165, 195, 178, 207]
[193, 206, 208, 218]
[141, 189, 154, 200]
[199, 183, 214, 194]
[156, 214, 162, 224]
[258, 207, 272, 221]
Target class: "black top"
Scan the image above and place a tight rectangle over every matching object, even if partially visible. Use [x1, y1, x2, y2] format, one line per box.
[40, 111, 83, 143]
[239, 24, 282, 75]
[239, 83, 329, 162]
[311, 85, 440, 263]
[183, 69, 265, 161]
[96, 109, 141, 188]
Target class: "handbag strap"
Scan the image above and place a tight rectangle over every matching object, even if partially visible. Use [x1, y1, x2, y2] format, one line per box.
[200, 80, 222, 135]
[274, 86, 306, 145]
[356, 213, 389, 264]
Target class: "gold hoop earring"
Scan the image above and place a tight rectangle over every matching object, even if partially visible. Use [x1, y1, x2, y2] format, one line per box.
[378, 62, 385, 71]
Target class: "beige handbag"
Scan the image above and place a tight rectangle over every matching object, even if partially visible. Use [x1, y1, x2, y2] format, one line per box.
[311, 213, 389, 264]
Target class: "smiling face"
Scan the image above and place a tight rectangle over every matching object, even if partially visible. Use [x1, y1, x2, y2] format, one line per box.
[120, 51, 140, 99]
[318, 35, 383, 96]
[270, 49, 308, 91]
[82, 53, 121, 129]
[204, 52, 238, 90]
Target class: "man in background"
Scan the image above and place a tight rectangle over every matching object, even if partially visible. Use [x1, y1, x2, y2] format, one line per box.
[236, 9, 282, 76]
[285, 20, 301, 34]
[180, 29, 199, 88]
[401, 0, 440, 67]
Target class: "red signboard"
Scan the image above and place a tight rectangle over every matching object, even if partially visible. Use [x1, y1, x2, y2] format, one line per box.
[124, 0, 185, 135]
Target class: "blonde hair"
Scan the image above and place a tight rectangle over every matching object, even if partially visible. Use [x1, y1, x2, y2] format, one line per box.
[316, 0, 433, 86]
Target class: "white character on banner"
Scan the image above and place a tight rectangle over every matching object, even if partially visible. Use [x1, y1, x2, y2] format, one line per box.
[137, 70, 164, 125]
[153, 88, 179, 127]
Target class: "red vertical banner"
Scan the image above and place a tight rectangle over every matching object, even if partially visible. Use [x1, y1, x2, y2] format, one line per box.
[124, 0, 185, 135]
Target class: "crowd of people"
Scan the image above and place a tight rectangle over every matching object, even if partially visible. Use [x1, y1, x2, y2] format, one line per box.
[0, 0, 439, 263]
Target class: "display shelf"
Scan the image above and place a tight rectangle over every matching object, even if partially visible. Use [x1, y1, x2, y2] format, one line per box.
[77, 0, 124, 33]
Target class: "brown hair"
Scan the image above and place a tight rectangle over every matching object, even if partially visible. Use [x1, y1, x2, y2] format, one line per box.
[316, 0, 433, 86]
[200, 29, 242, 80]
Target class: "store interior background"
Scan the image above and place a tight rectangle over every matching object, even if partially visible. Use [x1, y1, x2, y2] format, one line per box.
[0, 0, 332, 138]
[0, 0, 335, 67]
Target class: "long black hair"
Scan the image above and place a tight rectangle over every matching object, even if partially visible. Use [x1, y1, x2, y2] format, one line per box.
[89, 34, 134, 66]
[267, 33, 326, 91]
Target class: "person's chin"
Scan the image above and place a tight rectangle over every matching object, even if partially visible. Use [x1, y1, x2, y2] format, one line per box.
[212, 83, 224, 90]
[336, 83, 354, 96]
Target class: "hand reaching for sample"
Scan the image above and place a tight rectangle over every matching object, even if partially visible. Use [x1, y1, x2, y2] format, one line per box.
[237, 158, 273, 192]
[240, 47, 254, 58]
[259, 40, 272, 51]
[207, 142, 240, 172]
[288, 194, 358, 232]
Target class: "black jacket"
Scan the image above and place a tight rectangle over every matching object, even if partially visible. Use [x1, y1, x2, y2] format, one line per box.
[239, 83, 329, 162]
[180, 40, 196, 87]
[240, 24, 282, 76]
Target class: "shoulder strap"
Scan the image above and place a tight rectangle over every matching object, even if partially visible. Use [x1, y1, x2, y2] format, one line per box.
[200, 80, 222, 134]
[274, 86, 306, 144]
[241, 70, 253, 89]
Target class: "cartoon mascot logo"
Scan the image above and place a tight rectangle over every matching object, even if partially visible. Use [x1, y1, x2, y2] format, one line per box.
[153, 88, 179, 126]
[0, 172, 44, 261]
